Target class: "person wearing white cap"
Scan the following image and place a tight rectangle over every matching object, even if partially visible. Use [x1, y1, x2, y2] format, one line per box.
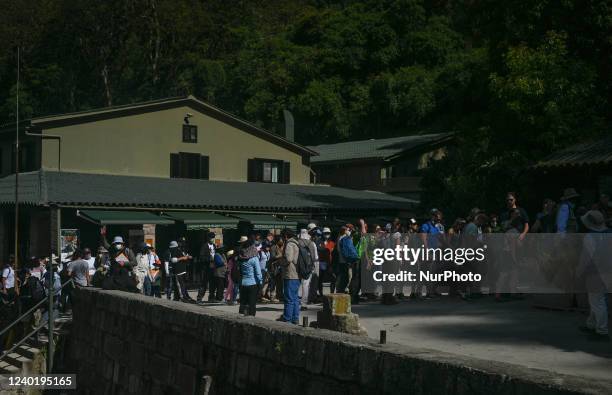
[317, 227, 336, 296]
[577, 210, 610, 341]
[100, 226, 136, 269]
[165, 240, 194, 302]
[136, 243, 161, 296]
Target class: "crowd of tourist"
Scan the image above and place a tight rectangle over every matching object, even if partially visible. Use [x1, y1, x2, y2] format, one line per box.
[1, 188, 610, 351]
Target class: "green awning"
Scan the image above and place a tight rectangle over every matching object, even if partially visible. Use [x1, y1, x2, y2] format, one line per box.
[283, 215, 316, 225]
[231, 214, 297, 230]
[162, 211, 239, 230]
[77, 210, 173, 225]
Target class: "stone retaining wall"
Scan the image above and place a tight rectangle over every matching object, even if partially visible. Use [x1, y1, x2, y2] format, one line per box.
[67, 288, 610, 395]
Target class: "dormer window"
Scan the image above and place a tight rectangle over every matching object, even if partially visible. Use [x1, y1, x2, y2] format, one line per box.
[182, 124, 197, 143]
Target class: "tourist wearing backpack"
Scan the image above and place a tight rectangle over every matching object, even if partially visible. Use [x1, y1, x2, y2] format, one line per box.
[296, 229, 318, 310]
[277, 228, 308, 324]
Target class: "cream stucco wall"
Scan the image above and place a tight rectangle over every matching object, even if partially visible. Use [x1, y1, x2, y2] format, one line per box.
[40, 106, 310, 184]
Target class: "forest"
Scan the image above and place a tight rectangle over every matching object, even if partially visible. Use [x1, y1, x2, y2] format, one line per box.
[1, 0, 610, 216]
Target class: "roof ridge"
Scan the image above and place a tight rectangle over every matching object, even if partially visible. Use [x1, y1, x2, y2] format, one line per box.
[308, 132, 452, 148]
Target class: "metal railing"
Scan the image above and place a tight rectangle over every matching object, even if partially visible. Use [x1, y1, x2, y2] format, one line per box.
[0, 278, 74, 366]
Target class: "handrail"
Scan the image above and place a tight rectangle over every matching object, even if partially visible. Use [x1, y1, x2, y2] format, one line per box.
[0, 320, 48, 361]
[0, 278, 73, 339]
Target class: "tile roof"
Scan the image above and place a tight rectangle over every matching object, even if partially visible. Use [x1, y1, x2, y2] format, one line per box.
[308, 133, 452, 163]
[534, 136, 612, 168]
[0, 170, 417, 212]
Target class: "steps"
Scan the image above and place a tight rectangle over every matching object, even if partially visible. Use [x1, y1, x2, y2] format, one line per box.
[0, 312, 72, 376]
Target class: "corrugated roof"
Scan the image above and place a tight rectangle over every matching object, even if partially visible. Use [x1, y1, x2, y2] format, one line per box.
[308, 133, 452, 163]
[0, 170, 416, 212]
[535, 136, 612, 168]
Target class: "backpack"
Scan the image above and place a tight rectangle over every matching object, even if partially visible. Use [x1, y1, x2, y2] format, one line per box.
[230, 258, 242, 283]
[214, 253, 225, 268]
[29, 276, 46, 303]
[290, 240, 314, 280]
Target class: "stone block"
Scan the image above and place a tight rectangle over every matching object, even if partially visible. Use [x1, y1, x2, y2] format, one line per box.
[323, 293, 351, 314]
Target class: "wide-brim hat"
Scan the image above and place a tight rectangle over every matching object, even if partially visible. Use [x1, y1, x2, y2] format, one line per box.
[238, 236, 248, 243]
[322, 227, 331, 233]
[169, 241, 179, 248]
[307, 223, 317, 230]
[561, 188, 580, 200]
[581, 210, 607, 232]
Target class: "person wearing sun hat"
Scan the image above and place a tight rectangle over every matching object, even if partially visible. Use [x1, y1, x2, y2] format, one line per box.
[577, 210, 610, 341]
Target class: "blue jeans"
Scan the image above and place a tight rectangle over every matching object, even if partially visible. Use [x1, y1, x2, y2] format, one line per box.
[283, 279, 301, 323]
[143, 276, 152, 296]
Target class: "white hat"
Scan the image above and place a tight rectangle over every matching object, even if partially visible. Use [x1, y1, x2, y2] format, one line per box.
[238, 236, 248, 243]
[409, 218, 417, 225]
[299, 229, 310, 239]
[145, 243, 152, 248]
[169, 241, 179, 248]
[322, 227, 331, 233]
[581, 210, 607, 232]
[112, 236, 124, 244]
[307, 223, 317, 230]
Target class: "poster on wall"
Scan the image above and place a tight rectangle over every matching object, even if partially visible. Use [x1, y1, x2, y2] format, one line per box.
[61, 229, 79, 262]
[143, 224, 156, 248]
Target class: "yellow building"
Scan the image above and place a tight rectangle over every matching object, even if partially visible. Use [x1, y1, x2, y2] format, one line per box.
[0, 96, 416, 260]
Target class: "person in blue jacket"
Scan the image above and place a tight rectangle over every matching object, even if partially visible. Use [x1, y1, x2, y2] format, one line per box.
[238, 240, 262, 316]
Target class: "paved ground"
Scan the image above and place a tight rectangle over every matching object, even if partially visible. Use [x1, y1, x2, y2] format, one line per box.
[188, 291, 612, 382]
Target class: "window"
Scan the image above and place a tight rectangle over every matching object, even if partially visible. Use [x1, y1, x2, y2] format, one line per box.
[182, 125, 198, 143]
[262, 161, 279, 183]
[247, 158, 290, 183]
[170, 153, 209, 179]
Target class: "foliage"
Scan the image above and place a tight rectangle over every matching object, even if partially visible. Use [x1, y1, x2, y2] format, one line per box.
[0, 0, 610, 218]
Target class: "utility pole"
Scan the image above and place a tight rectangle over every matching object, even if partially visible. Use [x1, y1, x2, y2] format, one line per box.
[14, 46, 20, 269]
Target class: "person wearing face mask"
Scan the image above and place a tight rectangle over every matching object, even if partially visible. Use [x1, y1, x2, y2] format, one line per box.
[100, 227, 139, 292]
[166, 240, 194, 303]
[317, 227, 336, 296]
[197, 232, 217, 303]
[100, 227, 136, 269]
[94, 246, 110, 270]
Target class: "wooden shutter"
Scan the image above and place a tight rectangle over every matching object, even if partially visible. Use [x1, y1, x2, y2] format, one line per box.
[282, 161, 291, 184]
[170, 153, 180, 178]
[247, 159, 256, 182]
[200, 155, 209, 180]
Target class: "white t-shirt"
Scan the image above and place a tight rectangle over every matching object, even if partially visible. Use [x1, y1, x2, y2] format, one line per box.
[2, 266, 15, 289]
[86, 257, 96, 276]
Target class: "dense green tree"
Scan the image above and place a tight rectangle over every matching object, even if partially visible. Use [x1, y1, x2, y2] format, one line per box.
[0, 0, 610, 217]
